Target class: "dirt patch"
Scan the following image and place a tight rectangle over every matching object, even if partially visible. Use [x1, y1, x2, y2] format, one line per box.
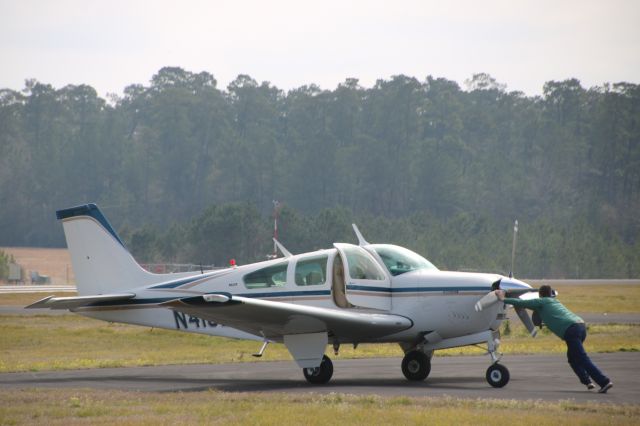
[0, 247, 74, 285]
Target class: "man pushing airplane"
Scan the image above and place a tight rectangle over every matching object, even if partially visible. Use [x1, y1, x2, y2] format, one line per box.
[496, 285, 613, 393]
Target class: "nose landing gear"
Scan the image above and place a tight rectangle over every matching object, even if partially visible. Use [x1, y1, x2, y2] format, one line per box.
[486, 363, 510, 388]
[485, 330, 509, 387]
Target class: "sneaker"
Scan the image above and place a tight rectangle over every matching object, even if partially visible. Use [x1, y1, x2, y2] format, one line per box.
[586, 382, 595, 390]
[598, 382, 613, 394]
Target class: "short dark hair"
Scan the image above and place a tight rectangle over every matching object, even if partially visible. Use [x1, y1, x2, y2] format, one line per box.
[539, 285, 553, 298]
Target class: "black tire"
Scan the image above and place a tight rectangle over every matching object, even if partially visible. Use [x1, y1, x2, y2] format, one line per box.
[486, 363, 510, 388]
[303, 355, 333, 384]
[401, 350, 431, 381]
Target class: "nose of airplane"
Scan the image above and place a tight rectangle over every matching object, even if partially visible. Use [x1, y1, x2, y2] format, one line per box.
[499, 276, 532, 292]
[475, 276, 533, 312]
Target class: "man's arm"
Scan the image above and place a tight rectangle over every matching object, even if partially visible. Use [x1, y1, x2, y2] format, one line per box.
[496, 290, 542, 309]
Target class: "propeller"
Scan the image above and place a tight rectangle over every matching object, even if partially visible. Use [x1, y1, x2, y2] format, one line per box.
[514, 306, 538, 337]
[475, 219, 538, 336]
[474, 277, 539, 337]
[475, 289, 500, 312]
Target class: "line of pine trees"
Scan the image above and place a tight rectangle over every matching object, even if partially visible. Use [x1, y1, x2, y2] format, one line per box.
[0, 68, 638, 277]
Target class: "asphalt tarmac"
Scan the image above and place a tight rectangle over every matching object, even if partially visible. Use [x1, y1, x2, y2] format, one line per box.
[1, 353, 637, 404]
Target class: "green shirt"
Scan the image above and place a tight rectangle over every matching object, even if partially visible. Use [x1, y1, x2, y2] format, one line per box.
[502, 297, 583, 339]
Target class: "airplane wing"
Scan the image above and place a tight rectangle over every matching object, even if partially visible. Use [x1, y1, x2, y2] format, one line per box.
[162, 294, 413, 341]
[26, 293, 136, 310]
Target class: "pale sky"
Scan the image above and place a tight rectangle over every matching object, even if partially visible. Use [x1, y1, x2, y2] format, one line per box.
[1, 0, 639, 98]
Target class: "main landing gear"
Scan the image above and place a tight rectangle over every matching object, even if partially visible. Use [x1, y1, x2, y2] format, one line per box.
[303, 355, 333, 384]
[401, 350, 431, 381]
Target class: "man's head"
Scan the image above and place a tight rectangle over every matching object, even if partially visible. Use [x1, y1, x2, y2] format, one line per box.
[539, 285, 553, 298]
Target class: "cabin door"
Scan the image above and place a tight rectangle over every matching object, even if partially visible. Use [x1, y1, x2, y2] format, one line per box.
[333, 243, 391, 311]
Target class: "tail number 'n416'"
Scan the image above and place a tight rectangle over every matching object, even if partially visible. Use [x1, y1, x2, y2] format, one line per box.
[173, 311, 218, 329]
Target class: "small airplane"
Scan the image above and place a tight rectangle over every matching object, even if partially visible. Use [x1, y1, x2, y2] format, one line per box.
[28, 204, 539, 387]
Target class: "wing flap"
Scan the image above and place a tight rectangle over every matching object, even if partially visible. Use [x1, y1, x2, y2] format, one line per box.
[26, 293, 136, 310]
[162, 294, 413, 340]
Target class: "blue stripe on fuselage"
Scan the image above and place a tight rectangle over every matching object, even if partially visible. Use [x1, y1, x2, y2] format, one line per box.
[84, 285, 491, 308]
[346, 284, 491, 293]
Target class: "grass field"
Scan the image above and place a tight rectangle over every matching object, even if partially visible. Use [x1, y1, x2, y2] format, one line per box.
[544, 283, 640, 313]
[1, 286, 639, 425]
[1, 389, 638, 425]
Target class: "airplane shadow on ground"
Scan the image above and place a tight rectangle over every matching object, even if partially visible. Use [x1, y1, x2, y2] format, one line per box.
[204, 376, 488, 393]
[10, 374, 487, 393]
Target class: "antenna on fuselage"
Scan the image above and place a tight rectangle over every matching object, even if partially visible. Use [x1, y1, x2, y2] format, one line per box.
[509, 219, 518, 278]
[352, 224, 369, 246]
[273, 238, 292, 258]
[272, 200, 281, 257]
[266, 200, 287, 259]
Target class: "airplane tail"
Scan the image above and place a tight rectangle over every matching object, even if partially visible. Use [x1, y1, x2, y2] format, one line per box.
[57, 204, 162, 296]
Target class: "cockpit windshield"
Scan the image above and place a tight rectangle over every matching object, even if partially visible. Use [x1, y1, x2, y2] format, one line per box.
[369, 244, 438, 276]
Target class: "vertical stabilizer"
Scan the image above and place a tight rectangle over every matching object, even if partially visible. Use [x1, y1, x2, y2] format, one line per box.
[57, 204, 158, 295]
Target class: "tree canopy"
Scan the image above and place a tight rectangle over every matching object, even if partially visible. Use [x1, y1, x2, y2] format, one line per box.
[1, 67, 638, 278]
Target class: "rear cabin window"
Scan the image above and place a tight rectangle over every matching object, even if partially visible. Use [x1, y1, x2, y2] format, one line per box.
[295, 255, 328, 286]
[243, 262, 288, 289]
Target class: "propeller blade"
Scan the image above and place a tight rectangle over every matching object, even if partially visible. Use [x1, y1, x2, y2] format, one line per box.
[475, 291, 499, 312]
[514, 306, 538, 337]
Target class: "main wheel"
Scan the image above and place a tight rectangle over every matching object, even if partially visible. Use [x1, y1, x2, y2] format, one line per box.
[486, 363, 510, 388]
[401, 350, 431, 381]
[303, 355, 333, 384]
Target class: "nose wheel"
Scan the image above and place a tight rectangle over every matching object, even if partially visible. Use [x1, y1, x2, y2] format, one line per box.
[486, 363, 510, 388]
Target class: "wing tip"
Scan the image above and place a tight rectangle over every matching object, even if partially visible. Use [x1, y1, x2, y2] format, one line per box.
[25, 295, 54, 309]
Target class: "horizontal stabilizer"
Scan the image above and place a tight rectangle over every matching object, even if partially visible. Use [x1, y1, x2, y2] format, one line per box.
[26, 293, 135, 310]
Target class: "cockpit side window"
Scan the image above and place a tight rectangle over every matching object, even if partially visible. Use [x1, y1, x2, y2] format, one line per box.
[294, 255, 328, 286]
[243, 262, 288, 289]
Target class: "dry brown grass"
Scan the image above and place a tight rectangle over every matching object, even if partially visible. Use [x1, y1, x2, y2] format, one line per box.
[1, 388, 638, 425]
[544, 284, 640, 313]
[0, 247, 75, 285]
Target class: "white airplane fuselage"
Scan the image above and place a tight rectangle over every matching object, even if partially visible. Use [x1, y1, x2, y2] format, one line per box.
[76, 248, 512, 346]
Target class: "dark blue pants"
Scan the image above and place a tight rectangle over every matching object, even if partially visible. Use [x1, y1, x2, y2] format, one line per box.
[564, 323, 609, 387]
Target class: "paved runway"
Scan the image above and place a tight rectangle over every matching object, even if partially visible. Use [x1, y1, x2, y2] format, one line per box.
[1, 353, 637, 404]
